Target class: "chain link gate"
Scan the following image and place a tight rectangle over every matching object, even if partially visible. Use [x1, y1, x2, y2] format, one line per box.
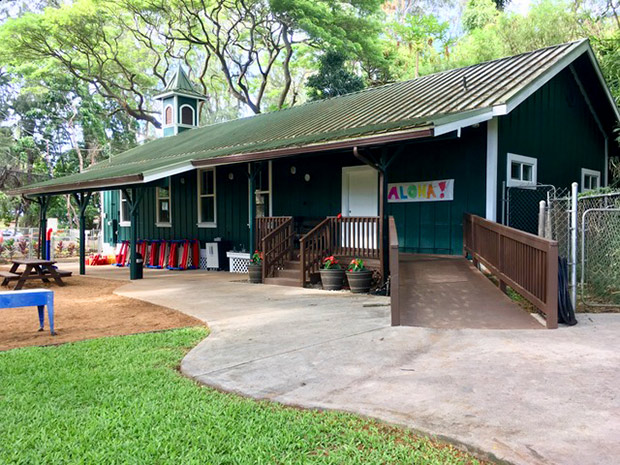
[580, 193, 620, 307]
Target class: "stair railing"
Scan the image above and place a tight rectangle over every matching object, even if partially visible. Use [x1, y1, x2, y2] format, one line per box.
[299, 218, 332, 286]
[261, 217, 295, 281]
[256, 216, 293, 248]
[300, 216, 382, 286]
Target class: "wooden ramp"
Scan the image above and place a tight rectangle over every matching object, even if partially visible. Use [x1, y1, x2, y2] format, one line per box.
[398, 254, 543, 330]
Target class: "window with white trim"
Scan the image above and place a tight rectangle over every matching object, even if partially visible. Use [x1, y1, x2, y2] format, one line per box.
[180, 105, 195, 125]
[119, 190, 131, 227]
[254, 161, 272, 218]
[156, 181, 172, 227]
[581, 168, 601, 192]
[507, 153, 537, 187]
[197, 168, 216, 227]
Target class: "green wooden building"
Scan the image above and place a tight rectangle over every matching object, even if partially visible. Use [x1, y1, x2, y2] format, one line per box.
[15, 40, 619, 284]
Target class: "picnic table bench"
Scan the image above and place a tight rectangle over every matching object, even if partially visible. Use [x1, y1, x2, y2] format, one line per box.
[0, 289, 55, 335]
[1, 259, 72, 290]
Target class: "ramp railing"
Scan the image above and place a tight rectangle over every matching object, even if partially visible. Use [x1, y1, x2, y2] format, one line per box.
[463, 214, 558, 329]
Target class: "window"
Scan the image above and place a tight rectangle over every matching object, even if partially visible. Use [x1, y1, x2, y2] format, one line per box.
[180, 105, 195, 126]
[254, 161, 272, 218]
[156, 181, 172, 227]
[197, 168, 216, 227]
[581, 168, 601, 192]
[119, 190, 131, 227]
[164, 105, 173, 126]
[507, 153, 537, 187]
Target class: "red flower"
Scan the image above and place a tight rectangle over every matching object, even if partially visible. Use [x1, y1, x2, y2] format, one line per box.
[337, 213, 342, 219]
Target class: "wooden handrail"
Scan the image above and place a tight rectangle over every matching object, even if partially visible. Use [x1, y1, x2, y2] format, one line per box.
[256, 216, 292, 249]
[463, 214, 559, 329]
[299, 216, 382, 286]
[299, 218, 332, 286]
[388, 216, 400, 326]
[261, 217, 294, 281]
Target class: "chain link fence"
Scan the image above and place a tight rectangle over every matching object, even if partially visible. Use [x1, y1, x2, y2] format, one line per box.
[505, 184, 620, 309]
[504, 184, 556, 235]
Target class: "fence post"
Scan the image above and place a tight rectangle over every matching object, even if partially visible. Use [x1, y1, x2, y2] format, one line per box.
[538, 200, 546, 237]
[570, 182, 578, 311]
[546, 243, 559, 329]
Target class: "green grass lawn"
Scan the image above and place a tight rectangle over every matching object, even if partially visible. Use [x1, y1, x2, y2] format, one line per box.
[0, 328, 483, 464]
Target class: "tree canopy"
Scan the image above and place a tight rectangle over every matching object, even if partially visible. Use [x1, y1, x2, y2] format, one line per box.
[0, 0, 618, 227]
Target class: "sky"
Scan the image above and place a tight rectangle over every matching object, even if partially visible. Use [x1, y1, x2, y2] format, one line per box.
[508, 0, 533, 15]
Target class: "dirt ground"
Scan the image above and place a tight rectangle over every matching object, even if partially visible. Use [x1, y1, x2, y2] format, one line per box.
[0, 275, 203, 351]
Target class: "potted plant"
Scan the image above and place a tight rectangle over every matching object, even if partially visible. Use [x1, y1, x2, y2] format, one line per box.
[248, 250, 263, 283]
[319, 255, 345, 290]
[346, 258, 373, 293]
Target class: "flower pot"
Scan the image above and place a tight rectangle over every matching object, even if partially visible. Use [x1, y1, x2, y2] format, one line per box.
[247, 263, 263, 283]
[319, 268, 345, 291]
[346, 270, 373, 294]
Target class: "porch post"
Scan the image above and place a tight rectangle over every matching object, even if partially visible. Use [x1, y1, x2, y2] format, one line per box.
[122, 187, 144, 280]
[247, 163, 260, 253]
[72, 192, 92, 275]
[37, 196, 49, 260]
[378, 154, 390, 281]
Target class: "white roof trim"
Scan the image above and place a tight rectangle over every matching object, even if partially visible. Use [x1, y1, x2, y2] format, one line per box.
[435, 40, 619, 133]
[154, 90, 208, 101]
[494, 40, 590, 116]
[433, 110, 493, 136]
[142, 162, 196, 184]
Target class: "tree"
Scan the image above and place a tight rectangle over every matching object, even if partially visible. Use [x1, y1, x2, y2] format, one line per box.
[0, 0, 166, 128]
[391, 13, 449, 78]
[306, 50, 365, 100]
[0, 0, 386, 124]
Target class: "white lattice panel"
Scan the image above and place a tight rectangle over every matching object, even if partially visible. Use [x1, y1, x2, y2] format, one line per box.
[226, 252, 250, 273]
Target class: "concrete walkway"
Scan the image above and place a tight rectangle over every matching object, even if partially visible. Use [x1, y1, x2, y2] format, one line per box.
[75, 265, 620, 465]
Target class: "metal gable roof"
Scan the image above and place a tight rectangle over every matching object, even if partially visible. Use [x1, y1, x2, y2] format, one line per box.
[14, 39, 617, 196]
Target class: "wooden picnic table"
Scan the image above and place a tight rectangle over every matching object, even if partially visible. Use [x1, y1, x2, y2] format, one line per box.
[0, 259, 72, 291]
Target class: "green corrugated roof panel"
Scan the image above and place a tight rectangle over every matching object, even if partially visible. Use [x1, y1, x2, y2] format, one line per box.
[15, 40, 601, 195]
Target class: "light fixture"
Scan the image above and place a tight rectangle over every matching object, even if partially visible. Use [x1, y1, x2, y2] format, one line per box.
[180, 177, 186, 184]
[228, 172, 234, 180]
[304, 173, 311, 182]
[290, 166, 296, 175]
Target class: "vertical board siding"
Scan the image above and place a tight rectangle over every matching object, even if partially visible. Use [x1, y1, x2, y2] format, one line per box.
[105, 164, 249, 249]
[498, 66, 606, 212]
[386, 126, 487, 255]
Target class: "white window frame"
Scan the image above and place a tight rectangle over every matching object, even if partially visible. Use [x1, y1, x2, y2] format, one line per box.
[581, 168, 601, 192]
[163, 104, 174, 127]
[507, 153, 538, 187]
[119, 190, 131, 227]
[179, 104, 195, 126]
[155, 180, 172, 228]
[197, 167, 217, 228]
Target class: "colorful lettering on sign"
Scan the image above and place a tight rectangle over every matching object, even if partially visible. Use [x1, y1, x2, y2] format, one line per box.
[387, 179, 455, 203]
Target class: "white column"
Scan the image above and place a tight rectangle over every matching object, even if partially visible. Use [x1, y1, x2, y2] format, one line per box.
[485, 118, 498, 222]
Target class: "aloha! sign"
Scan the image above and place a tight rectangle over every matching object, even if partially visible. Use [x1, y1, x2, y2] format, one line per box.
[387, 179, 454, 203]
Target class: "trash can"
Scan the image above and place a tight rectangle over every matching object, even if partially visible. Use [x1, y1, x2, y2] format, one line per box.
[135, 253, 144, 279]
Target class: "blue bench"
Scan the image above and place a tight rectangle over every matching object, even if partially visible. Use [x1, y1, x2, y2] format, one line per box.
[0, 289, 55, 335]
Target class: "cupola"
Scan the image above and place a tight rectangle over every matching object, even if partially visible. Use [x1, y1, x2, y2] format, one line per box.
[154, 67, 208, 137]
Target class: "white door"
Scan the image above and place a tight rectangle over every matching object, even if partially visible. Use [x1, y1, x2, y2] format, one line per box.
[342, 166, 378, 216]
[341, 166, 378, 250]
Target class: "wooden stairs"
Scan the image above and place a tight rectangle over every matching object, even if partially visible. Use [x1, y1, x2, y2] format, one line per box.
[263, 259, 301, 287]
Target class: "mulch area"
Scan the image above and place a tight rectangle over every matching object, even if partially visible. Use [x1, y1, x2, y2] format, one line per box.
[0, 275, 204, 351]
